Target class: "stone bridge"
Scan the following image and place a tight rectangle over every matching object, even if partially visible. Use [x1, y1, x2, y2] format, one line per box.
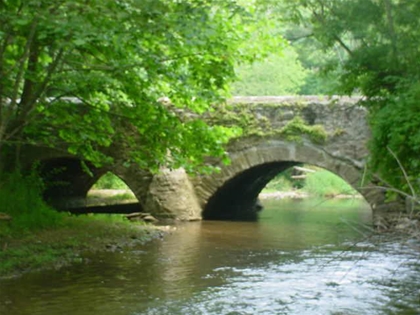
[18, 96, 385, 221]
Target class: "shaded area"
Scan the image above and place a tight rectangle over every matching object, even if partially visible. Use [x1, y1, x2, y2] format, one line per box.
[66, 203, 143, 215]
[38, 158, 105, 209]
[203, 161, 297, 221]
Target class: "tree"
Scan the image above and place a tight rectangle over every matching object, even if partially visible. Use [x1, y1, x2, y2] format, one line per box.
[231, 47, 308, 96]
[270, 0, 420, 190]
[0, 0, 278, 172]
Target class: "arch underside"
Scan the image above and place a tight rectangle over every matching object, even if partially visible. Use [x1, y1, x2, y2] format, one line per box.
[203, 161, 297, 220]
[38, 158, 106, 209]
[198, 140, 382, 221]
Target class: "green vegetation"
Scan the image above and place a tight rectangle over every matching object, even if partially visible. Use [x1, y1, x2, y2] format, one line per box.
[279, 116, 327, 144]
[0, 171, 157, 277]
[232, 48, 308, 95]
[0, 170, 64, 237]
[263, 176, 294, 193]
[208, 102, 327, 144]
[0, 0, 280, 173]
[266, 0, 420, 196]
[303, 169, 358, 197]
[0, 215, 158, 278]
[1, 1, 419, 265]
[92, 172, 129, 190]
[263, 167, 358, 197]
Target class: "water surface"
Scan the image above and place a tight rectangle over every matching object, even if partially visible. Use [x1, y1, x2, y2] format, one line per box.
[1, 199, 419, 315]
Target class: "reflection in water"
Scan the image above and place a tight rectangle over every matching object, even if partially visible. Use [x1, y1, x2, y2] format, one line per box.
[1, 199, 420, 315]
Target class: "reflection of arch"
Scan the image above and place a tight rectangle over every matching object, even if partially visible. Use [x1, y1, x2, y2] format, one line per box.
[196, 140, 382, 220]
[38, 157, 106, 208]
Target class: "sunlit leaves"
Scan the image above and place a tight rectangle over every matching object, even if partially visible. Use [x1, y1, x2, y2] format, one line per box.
[0, 0, 276, 172]
[232, 48, 308, 96]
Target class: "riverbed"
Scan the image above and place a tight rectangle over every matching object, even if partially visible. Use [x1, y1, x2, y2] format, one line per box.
[1, 198, 419, 315]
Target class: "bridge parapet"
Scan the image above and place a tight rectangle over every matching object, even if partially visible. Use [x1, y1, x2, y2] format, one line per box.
[209, 96, 369, 166]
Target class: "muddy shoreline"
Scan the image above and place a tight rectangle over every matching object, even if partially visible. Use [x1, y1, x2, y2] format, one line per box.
[0, 218, 174, 280]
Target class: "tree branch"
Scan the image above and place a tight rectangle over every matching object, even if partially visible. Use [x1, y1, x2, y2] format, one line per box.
[20, 48, 65, 122]
[10, 18, 39, 109]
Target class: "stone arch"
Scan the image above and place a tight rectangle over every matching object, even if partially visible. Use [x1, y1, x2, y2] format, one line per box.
[88, 171, 132, 191]
[86, 171, 138, 205]
[194, 140, 382, 220]
[37, 157, 106, 208]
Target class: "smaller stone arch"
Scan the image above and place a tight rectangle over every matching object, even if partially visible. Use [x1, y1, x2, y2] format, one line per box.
[86, 171, 138, 206]
[37, 157, 106, 208]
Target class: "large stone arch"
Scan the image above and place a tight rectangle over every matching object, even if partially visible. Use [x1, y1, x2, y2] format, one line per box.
[193, 139, 383, 220]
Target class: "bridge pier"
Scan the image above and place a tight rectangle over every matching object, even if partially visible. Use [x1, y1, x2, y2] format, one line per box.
[143, 168, 202, 220]
[110, 163, 202, 220]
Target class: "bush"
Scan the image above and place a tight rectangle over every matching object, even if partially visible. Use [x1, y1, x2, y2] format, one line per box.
[303, 170, 358, 197]
[0, 170, 64, 236]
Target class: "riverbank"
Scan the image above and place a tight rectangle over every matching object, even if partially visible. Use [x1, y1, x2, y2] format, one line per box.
[259, 190, 361, 200]
[0, 215, 170, 279]
[1, 190, 417, 279]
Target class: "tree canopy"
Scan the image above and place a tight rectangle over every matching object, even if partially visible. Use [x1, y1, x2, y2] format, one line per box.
[232, 48, 307, 96]
[0, 0, 278, 172]
[266, 0, 420, 191]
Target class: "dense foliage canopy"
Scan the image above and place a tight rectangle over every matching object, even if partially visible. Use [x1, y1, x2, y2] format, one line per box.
[0, 0, 277, 172]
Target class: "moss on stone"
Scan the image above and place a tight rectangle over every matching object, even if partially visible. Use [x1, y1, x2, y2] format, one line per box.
[276, 116, 328, 144]
[208, 102, 327, 144]
[333, 128, 346, 137]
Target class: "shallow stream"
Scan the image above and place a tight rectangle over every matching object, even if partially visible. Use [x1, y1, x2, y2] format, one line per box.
[1, 199, 420, 315]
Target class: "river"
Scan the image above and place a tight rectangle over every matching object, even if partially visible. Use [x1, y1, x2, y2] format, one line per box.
[1, 198, 420, 315]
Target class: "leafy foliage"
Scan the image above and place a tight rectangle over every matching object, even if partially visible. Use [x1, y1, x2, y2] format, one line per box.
[254, 0, 343, 95]
[0, 0, 279, 172]
[232, 48, 307, 95]
[0, 170, 64, 236]
[269, 0, 420, 191]
[91, 172, 129, 190]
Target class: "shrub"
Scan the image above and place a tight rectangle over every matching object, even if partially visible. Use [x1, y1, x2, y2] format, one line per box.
[303, 170, 358, 197]
[0, 170, 64, 236]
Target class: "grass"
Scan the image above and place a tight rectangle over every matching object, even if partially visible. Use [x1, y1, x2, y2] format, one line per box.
[262, 166, 359, 198]
[263, 176, 294, 193]
[0, 215, 159, 278]
[303, 169, 358, 197]
[0, 170, 160, 278]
